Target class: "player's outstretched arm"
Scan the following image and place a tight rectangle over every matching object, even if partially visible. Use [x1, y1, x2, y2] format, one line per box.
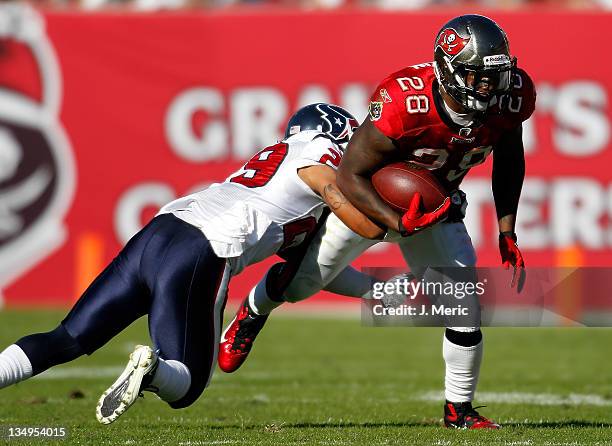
[492, 125, 525, 234]
[492, 125, 526, 285]
[335, 119, 404, 232]
[298, 164, 385, 240]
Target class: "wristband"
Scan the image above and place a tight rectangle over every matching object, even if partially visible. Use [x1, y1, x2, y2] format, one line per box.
[499, 231, 517, 242]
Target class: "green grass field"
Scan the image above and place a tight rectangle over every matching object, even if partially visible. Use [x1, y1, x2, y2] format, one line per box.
[0, 309, 611, 445]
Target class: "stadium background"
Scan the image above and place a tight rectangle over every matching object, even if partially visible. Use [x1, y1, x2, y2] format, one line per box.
[1, 4, 612, 445]
[0, 3, 610, 311]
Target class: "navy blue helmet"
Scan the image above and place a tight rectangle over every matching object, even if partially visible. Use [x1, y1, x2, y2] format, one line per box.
[284, 103, 359, 149]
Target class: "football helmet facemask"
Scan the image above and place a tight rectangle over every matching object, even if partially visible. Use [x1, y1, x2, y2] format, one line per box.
[433, 14, 516, 112]
[284, 103, 358, 150]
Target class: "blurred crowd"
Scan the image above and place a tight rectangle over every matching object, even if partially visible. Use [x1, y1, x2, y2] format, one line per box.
[0, 0, 610, 13]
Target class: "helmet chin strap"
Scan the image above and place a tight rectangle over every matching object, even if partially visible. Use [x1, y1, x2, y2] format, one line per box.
[439, 83, 474, 115]
[437, 84, 478, 127]
[466, 95, 489, 112]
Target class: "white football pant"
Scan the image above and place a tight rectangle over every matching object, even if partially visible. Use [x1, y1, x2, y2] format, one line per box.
[281, 212, 483, 403]
[284, 212, 477, 312]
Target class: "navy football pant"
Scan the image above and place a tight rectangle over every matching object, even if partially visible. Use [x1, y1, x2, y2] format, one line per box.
[17, 214, 230, 408]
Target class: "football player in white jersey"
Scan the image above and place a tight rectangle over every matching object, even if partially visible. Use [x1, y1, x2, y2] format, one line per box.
[0, 103, 437, 425]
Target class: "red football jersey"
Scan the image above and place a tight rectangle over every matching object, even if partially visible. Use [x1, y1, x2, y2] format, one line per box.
[369, 62, 536, 190]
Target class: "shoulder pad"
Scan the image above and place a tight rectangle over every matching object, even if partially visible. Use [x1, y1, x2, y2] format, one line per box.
[499, 67, 536, 123]
[369, 63, 437, 140]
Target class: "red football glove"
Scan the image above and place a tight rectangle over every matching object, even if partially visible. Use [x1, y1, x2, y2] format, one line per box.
[499, 232, 525, 289]
[399, 192, 451, 237]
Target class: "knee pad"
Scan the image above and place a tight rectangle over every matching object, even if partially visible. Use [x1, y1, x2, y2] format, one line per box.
[16, 324, 85, 376]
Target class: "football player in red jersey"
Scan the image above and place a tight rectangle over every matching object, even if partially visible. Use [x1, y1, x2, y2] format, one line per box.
[336, 13, 534, 429]
[219, 14, 534, 429]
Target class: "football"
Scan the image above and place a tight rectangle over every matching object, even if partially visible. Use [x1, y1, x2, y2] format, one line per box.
[371, 162, 447, 213]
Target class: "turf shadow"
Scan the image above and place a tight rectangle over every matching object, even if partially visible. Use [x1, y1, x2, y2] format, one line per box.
[205, 420, 612, 430]
[503, 420, 612, 429]
[205, 420, 442, 430]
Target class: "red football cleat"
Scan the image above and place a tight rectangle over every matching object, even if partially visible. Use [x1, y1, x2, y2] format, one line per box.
[444, 401, 501, 429]
[218, 299, 269, 373]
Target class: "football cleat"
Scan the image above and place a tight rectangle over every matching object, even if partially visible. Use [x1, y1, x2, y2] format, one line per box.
[444, 401, 501, 429]
[96, 345, 158, 425]
[218, 299, 269, 373]
[379, 272, 415, 309]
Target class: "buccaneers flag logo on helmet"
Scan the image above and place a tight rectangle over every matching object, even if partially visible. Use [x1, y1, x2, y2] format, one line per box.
[436, 28, 470, 57]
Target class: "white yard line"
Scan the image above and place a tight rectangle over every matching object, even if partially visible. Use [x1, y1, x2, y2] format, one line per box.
[34, 366, 124, 379]
[31, 366, 612, 407]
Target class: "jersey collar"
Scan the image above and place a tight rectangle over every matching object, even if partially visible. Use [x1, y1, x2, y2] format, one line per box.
[433, 79, 483, 132]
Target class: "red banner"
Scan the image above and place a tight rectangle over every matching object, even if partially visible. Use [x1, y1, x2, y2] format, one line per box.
[0, 6, 610, 307]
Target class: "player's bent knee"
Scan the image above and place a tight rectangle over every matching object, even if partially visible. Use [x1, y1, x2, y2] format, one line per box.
[167, 380, 207, 409]
[16, 324, 85, 376]
[283, 276, 322, 302]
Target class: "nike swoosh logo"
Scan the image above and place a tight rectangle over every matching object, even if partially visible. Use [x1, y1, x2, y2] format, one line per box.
[220, 316, 237, 343]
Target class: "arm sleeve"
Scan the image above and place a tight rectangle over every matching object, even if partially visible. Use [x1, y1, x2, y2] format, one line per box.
[492, 125, 525, 220]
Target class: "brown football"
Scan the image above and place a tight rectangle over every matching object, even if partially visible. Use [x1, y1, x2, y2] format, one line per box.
[371, 162, 447, 213]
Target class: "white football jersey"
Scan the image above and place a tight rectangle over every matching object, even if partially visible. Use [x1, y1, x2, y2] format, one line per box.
[158, 131, 343, 274]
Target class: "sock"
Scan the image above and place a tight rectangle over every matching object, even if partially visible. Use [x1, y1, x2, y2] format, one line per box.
[445, 328, 482, 346]
[443, 333, 483, 402]
[325, 267, 374, 298]
[249, 276, 282, 316]
[150, 358, 191, 403]
[0, 345, 33, 389]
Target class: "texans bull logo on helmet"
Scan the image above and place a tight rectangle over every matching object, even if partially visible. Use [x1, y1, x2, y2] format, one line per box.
[0, 4, 75, 300]
[436, 28, 470, 57]
[316, 104, 359, 145]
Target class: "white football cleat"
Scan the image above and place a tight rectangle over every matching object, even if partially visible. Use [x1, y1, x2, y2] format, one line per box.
[96, 344, 158, 425]
[380, 272, 415, 308]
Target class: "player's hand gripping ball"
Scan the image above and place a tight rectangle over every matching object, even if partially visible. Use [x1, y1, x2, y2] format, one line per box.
[372, 162, 450, 236]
